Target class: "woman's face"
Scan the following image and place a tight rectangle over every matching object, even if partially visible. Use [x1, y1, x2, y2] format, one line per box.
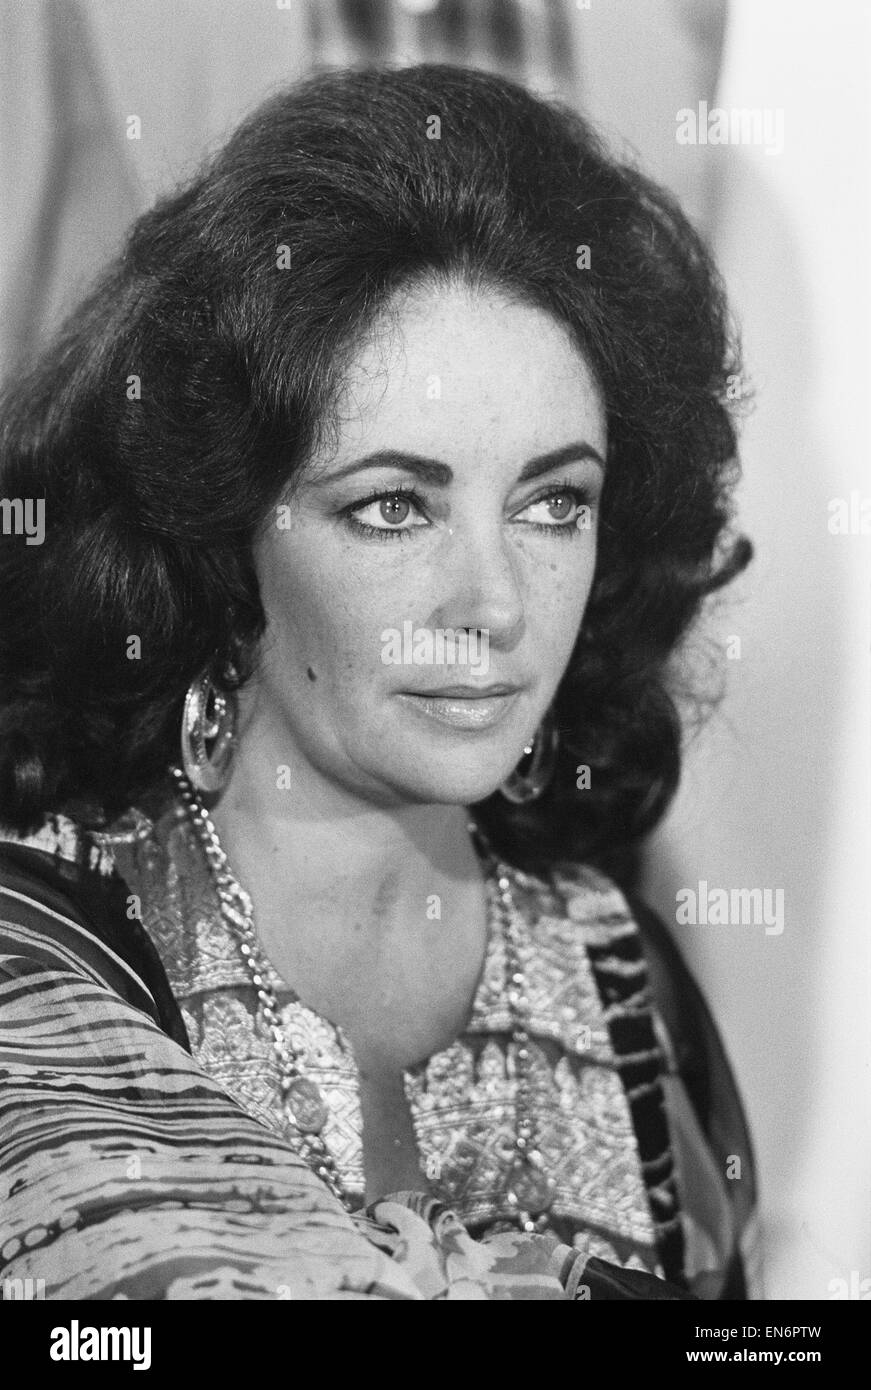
[249, 282, 607, 808]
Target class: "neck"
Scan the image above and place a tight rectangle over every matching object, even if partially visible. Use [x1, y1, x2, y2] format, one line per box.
[178, 696, 496, 1039]
[202, 702, 484, 920]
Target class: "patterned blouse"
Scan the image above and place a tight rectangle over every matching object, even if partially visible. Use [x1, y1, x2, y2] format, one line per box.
[0, 799, 760, 1301]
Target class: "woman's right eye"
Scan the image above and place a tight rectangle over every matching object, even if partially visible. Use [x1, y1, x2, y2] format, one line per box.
[345, 489, 430, 538]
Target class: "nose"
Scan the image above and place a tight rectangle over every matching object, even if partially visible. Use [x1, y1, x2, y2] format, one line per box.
[430, 521, 526, 650]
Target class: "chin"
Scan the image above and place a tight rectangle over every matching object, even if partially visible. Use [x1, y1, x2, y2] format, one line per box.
[384, 754, 518, 808]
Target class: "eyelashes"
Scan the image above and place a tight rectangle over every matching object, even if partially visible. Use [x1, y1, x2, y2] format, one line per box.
[341, 480, 595, 542]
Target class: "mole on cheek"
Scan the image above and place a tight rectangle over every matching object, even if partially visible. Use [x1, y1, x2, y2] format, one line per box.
[306, 666, 317, 682]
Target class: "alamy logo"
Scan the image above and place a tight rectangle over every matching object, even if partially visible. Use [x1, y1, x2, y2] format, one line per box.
[676, 881, 784, 936]
[676, 102, 784, 156]
[0, 496, 45, 545]
[381, 621, 489, 675]
[49, 1320, 151, 1371]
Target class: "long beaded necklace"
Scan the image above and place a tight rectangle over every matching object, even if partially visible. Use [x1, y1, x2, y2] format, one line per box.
[170, 765, 556, 1232]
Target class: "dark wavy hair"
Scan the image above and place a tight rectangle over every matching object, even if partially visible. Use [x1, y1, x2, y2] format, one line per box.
[0, 62, 750, 876]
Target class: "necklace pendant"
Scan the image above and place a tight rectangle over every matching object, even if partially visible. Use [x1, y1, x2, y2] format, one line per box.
[283, 1076, 329, 1134]
[505, 1157, 555, 1216]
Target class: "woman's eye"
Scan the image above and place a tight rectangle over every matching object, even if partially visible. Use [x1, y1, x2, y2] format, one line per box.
[348, 492, 428, 532]
[517, 488, 590, 528]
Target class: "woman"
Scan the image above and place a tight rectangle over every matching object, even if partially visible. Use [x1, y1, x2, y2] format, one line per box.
[0, 63, 757, 1300]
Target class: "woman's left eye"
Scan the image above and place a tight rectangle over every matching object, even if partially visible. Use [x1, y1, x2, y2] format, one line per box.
[516, 486, 591, 529]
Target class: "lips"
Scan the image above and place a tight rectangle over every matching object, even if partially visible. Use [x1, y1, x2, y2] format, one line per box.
[405, 683, 520, 699]
[395, 686, 523, 731]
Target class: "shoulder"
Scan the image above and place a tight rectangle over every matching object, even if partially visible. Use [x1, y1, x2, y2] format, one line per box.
[0, 811, 187, 1045]
[503, 856, 638, 941]
[0, 812, 121, 966]
[483, 856, 663, 1063]
[504, 855, 663, 991]
[507, 855, 706, 1021]
[502, 855, 724, 1117]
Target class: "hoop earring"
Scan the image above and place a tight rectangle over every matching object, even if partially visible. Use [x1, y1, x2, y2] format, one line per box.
[499, 711, 559, 804]
[180, 665, 238, 793]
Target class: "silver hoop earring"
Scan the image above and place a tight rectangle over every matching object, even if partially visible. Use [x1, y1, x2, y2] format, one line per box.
[499, 712, 559, 804]
[180, 666, 238, 793]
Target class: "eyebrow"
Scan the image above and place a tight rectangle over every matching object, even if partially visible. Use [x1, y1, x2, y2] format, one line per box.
[312, 442, 607, 488]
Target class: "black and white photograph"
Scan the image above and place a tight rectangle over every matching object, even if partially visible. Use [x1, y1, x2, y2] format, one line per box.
[0, 0, 867, 1341]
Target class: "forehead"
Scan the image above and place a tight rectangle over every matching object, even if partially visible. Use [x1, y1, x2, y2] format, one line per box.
[318, 283, 607, 468]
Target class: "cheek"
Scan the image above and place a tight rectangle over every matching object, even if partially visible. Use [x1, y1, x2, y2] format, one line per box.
[522, 530, 597, 597]
[259, 536, 401, 687]
[523, 540, 596, 659]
